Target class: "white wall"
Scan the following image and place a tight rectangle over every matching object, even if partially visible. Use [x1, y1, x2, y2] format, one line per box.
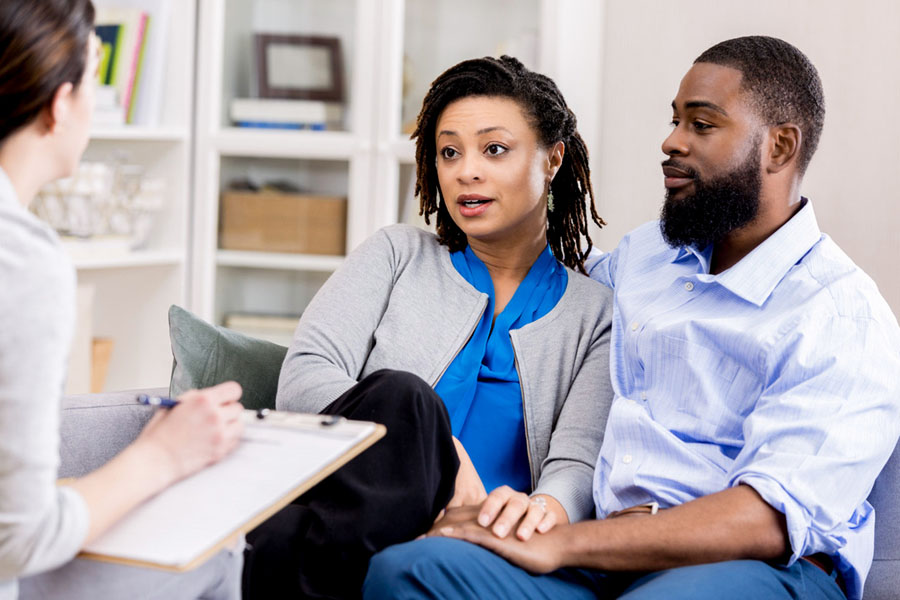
[590, 0, 900, 316]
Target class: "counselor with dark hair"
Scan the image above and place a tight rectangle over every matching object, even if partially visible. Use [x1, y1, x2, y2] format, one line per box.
[364, 36, 900, 600]
[0, 1, 245, 598]
[241, 55, 615, 599]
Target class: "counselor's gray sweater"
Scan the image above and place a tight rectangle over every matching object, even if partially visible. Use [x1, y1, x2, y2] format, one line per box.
[0, 168, 88, 600]
[277, 224, 615, 521]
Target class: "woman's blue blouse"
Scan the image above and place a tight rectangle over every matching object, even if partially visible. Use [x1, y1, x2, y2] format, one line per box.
[434, 244, 566, 493]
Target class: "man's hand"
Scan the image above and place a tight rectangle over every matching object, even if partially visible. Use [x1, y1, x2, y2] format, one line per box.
[428, 485, 789, 575]
[445, 437, 488, 510]
[428, 506, 568, 574]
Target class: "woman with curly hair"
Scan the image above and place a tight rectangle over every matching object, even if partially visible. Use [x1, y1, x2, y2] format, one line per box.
[243, 55, 613, 600]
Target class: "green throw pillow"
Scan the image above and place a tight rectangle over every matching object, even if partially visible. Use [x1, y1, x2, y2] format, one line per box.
[168, 305, 288, 411]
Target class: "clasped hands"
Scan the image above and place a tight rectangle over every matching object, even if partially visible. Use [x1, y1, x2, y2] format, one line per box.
[426, 488, 568, 574]
[430, 437, 568, 574]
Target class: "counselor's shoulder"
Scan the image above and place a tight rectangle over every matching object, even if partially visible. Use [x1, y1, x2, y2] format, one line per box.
[0, 204, 74, 358]
[0, 203, 73, 311]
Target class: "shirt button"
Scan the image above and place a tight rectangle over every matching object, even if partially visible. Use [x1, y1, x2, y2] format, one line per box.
[684, 281, 694, 291]
[640, 392, 647, 401]
[631, 322, 639, 331]
[623, 454, 633, 464]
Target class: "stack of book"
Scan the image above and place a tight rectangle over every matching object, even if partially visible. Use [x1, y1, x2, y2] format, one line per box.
[95, 7, 148, 124]
[230, 98, 344, 131]
[93, 0, 170, 126]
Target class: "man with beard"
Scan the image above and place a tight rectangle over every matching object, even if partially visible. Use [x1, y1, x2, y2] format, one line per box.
[362, 37, 900, 600]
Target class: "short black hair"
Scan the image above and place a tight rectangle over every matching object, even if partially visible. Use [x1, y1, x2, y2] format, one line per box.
[412, 55, 605, 274]
[695, 36, 825, 175]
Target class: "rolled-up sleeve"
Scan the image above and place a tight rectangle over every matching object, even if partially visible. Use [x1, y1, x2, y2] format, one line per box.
[728, 313, 900, 566]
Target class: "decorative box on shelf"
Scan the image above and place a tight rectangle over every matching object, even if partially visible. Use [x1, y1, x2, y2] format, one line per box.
[219, 190, 347, 255]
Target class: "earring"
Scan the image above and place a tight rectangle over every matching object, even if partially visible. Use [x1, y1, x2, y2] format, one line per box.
[547, 188, 555, 213]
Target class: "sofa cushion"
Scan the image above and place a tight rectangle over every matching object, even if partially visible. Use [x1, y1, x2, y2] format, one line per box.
[864, 438, 900, 599]
[168, 305, 288, 411]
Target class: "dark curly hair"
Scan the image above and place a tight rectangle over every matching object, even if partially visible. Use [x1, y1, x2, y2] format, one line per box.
[695, 36, 825, 175]
[411, 55, 604, 274]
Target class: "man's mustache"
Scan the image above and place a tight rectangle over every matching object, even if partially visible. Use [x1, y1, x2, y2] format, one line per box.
[661, 159, 699, 180]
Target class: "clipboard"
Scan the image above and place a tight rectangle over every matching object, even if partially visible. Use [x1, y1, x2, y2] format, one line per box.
[78, 409, 385, 572]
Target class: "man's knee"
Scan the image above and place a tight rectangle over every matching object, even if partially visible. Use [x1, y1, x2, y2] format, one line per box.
[619, 560, 842, 600]
[364, 538, 469, 599]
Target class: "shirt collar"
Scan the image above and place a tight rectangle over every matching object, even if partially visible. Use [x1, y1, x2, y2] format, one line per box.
[714, 199, 822, 306]
[0, 166, 19, 209]
[669, 199, 822, 306]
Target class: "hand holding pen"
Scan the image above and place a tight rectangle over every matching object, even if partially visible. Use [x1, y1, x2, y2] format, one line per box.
[133, 382, 245, 485]
[136, 394, 180, 408]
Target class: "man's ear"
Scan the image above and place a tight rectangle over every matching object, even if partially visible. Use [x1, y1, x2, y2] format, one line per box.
[547, 140, 565, 180]
[766, 124, 801, 174]
[41, 82, 75, 134]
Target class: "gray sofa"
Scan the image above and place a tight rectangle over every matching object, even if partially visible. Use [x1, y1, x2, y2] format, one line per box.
[59, 389, 900, 599]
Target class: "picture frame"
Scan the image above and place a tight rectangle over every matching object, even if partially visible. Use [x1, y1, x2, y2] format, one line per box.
[255, 34, 345, 102]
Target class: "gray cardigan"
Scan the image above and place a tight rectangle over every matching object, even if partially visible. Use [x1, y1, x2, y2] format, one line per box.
[277, 224, 614, 521]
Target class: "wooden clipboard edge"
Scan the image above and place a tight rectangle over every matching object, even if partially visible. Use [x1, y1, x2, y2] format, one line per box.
[77, 423, 387, 572]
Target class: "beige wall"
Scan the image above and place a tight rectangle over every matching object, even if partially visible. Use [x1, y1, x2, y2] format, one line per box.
[590, 0, 900, 316]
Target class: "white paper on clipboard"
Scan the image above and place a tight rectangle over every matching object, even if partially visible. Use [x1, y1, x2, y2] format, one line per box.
[79, 410, 384, 571]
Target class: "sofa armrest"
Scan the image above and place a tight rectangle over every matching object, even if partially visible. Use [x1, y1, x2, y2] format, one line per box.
[864, 438, 900, 600]
[58, 387, 166, 479]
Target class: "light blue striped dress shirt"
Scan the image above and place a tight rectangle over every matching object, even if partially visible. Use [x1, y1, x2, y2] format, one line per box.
[587, 200, 900, 600]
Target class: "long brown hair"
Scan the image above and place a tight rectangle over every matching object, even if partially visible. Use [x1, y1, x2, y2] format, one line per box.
[412, 55, 605, 274]
[0, 0, 96, 144]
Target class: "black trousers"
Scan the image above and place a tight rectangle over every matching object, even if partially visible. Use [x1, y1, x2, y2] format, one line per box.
[242, 370, 459, 599]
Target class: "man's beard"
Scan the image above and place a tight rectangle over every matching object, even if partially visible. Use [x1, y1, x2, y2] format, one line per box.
[659, 141, 762, 249]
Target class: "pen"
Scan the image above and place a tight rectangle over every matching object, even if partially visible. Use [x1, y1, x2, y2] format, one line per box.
[136, 394, 179, 408]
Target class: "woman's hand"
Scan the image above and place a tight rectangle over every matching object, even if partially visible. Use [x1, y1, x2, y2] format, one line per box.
[476, 487, 568, 541]
[135, 381, 245, 485]
[444, 437, 488, 511]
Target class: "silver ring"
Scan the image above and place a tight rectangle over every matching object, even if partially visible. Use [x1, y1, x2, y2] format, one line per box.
[530, 496, 547, 513]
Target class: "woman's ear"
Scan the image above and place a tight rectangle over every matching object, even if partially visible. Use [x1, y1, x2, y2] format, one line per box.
[766, 124, 801, 174]
[41, 82, 75, 134]
[547, 141, 565, 180]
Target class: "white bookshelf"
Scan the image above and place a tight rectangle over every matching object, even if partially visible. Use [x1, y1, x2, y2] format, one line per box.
[216, 250, 344, 272]
[213, 129, 358, 160]
[67, 0, 197, 392]
[89, 127, 189, 142]
[72, 249, 185, 270]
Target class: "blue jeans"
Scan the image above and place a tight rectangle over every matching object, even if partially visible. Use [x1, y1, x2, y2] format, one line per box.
[363, 537, 845, 600]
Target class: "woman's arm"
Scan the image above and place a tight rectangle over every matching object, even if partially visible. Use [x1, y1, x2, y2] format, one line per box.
[443, 437, 488, 510]
[529, 288, 613, 522]
[0, 243, 243, 578]
[276, 228, 401, 413]
[444, 285, 615, 541]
